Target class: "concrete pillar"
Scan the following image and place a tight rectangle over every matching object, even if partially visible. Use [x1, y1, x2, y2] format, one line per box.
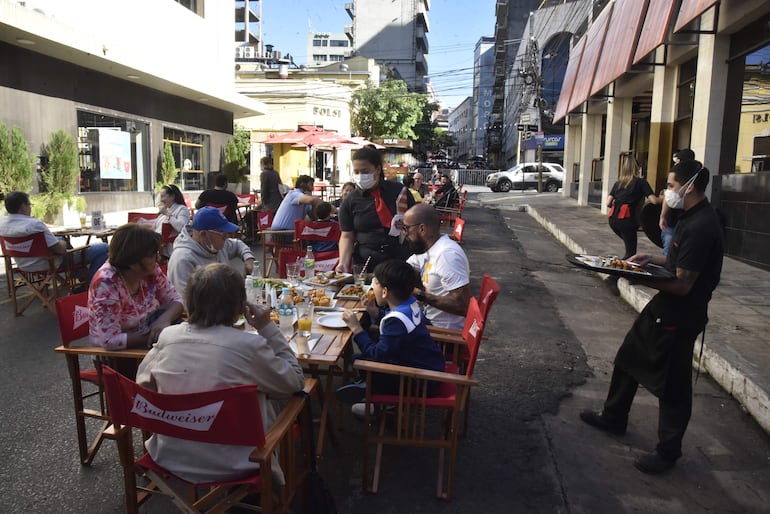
[690, 9, 730, 197]
[647, 46, 678, 193]
[563, 114, 582, 197]
[578, 112, 602, 206]
[602, 97, 633, 214]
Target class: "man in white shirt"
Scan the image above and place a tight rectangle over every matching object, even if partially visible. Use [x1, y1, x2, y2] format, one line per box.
[404, 203, 471, 329]
[0, 191, 107, 282]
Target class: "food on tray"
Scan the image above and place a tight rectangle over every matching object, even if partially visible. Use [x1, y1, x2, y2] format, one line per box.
[339, 284, 366, 297]
[603, 258, 644, 272]
[312, 273, 330, 285]
[309, 288, 332, 306]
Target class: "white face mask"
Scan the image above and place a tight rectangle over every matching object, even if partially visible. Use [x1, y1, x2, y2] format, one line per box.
[664, 168, 700, 210]
[353, 172, 377, 190]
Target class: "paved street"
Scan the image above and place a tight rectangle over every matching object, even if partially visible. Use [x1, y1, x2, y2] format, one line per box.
[1, 195, 769, 513]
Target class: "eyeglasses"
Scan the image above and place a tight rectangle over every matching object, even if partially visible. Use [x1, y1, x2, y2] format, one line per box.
[401, 223, 422, 233]
[208, 230, 228, 238]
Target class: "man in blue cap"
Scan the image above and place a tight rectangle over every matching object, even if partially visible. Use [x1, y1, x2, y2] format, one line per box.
[168, 206, 255, 304]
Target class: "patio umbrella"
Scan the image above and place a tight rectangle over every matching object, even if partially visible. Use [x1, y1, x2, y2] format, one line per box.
[266, 126, 357, 176]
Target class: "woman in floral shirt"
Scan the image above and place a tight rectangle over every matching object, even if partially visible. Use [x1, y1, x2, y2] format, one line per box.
[88, 224, 184, 351]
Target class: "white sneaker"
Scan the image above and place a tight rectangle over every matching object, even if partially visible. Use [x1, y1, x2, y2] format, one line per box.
[351, 403, 374, 418]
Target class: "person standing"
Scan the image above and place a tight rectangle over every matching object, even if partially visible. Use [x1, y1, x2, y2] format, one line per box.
[607, 153, 661, 260]
[403, 203, 471, 330]
[336, 146, 415, 272]
[580, 160, 724, 475]
[659, 149, 695, 256]
[259, 156, 283, 213]
[195, 173, 239, 225]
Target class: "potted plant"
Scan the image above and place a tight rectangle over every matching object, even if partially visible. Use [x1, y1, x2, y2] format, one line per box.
[0, 123, 34, 213]
[32, 129, 81, 225]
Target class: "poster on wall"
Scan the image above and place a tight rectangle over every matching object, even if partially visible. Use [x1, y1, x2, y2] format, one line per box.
[98, 129, 132, 180]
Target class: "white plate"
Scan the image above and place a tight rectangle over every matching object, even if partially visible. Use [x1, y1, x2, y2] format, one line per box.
[304, 272, 352, 287]
[289, 337, 318, 355]
[312, 298, 338, 311]
[317, 313, 348, 329]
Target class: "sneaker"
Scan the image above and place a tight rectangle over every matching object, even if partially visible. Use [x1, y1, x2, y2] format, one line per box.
[633, 451, 676, 475]
[351, 402, 374, 418]
[336, 381, 366, 404]
[579, 409, 627, 436]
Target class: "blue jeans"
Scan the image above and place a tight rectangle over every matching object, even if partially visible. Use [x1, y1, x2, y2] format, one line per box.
[72, 243, 108, 283]
[661, 227, 673, 256]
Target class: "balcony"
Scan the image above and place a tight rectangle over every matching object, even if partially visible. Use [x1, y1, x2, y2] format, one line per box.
[345, 2, 354, 18]
[416, 11, 430, 33]
[344, 25, 354, 44]
[416, 52, 428, 76]
[235, 29, 259, 44]
[235, 5, 260, 24]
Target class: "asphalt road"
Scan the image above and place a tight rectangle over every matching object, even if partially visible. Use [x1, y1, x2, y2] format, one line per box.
[1, 198, 769, 513]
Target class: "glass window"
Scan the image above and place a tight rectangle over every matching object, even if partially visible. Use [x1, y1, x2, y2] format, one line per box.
[330, 40, 349, 47]
[76, 111, 150, 192]
[329, 55, 343, 62]
[313, 39, 324, 47]
[163, 128, 210, 191]
[735, 44, 770, 173]
[313, 54, 328, 62]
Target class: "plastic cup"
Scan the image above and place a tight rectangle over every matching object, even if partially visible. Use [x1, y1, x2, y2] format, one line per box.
[287, 262, 301, 286]
[79, 213, 87, 229]
[352, 264, 366, 286]
[298, 302, 314, 338]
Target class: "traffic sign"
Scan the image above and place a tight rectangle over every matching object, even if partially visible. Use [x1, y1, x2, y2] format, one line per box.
[517, 124, 525, 132]
[527, 124, 538, 132]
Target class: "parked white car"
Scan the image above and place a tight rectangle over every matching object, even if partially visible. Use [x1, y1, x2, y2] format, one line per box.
[485, 162, 565, 192]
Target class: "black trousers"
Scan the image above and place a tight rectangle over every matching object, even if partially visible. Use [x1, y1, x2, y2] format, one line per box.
[602, 360, 693, 461]
[608, 217, 639, 259]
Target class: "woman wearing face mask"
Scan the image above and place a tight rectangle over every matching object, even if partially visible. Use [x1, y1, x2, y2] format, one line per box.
[336, 146, 416, 273]
[607, 153, 661, 260]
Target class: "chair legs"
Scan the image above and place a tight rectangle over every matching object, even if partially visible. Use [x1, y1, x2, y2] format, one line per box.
[64, 354, 113, 465]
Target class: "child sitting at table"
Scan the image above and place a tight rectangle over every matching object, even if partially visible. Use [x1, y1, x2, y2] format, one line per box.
[336, 259, 445, 410]
[311, 201, 339, 253]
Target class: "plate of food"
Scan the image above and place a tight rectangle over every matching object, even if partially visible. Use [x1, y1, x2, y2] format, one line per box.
[336, 283, 372, 300]
[567, 253, 674, 279]
[318, 313, 348, 329]
[304, 271, 352, 287]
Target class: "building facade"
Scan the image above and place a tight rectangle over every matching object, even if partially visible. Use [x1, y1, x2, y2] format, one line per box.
[448, 96, 473, 163]
[346, 0, 429, 92]
[472, 36, 496, 160]
[306, 32, 351, 67]
[553, 0, 770, 271]
[0, 0, 265, 216]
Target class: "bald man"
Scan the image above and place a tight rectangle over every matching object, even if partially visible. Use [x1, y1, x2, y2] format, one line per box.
[403, 203, 471, 329]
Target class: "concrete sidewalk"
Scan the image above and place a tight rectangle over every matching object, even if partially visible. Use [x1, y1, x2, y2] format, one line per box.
[476, 191, 770, 435]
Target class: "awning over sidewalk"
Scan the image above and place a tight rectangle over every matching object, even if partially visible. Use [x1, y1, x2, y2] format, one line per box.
[673, 0, 719, 33]
[554, 0, 711, 122]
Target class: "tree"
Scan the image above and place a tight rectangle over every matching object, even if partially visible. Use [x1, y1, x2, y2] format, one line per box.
[158, 141, 177, 190]
[0, 124, 34, 196]
[33, 130, 82, 223]
[222, 125, 250, 182]
[433, 128, 456, 154]
[351, 80, 429, 140]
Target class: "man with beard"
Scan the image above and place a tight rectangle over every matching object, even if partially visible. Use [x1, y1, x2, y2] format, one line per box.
[403, 203, 471, 330]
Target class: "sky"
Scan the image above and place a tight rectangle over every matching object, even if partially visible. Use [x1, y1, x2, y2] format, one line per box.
[260, 0, 497, 108]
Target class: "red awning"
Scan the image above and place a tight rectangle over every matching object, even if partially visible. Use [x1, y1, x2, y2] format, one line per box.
[567, 4, 614, 114]
[590, 0, 649, 97]
[673, 0, 719, 33]
[633, 0, 678, 64]
[552, 37, 586, 123]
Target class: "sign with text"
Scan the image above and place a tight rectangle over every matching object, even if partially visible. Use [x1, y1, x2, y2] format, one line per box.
[97, 129, 132, 180]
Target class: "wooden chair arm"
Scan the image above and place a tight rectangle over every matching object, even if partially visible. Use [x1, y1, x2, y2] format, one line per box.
[353, 360, 478, 387]
[428, 325, 488, 342]
[54, 345, 149, 360]
[250, 378, 318, 463]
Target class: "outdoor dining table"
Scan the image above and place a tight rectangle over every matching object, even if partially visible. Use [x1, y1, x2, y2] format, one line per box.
[52, 225, 117, 245]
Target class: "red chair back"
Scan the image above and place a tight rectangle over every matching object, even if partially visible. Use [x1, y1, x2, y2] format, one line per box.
[183, 195, 193, 209]
[0, 232, 51, 260]
[160, 223, 177, 244]
[452, 218, 465, 243]
[127, 212, 159, 225]
[55, 292, 90, 347]
[478, 274, 500, 320]
[462, 297, 484, 378]
[278, 249, 339, 277]
[101, 366, 266, 447]
[203, 202, 231, 218]
[236, 194, 253, 204]
[257, 211, 274, 231]
[293, 220, 341, 243]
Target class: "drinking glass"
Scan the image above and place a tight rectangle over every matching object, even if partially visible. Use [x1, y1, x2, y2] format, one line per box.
[297, 302, 314, 338]
[287, 262, 301, 286]
[352, 264, 366, 286]
[78, 213, 87, 229]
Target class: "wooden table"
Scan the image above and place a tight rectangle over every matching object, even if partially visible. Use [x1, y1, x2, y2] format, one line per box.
[53, 226, 117, 245]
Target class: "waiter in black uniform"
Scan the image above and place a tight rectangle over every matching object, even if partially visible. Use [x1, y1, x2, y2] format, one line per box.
[580, 159, 723, 475]
[336, 146, 415, 272]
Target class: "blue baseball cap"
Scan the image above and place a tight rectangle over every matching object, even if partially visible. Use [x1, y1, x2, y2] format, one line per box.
[192, 206, 239, 233]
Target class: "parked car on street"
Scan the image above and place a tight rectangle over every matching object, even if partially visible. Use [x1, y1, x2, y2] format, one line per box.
[486, 162, 565, 192]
